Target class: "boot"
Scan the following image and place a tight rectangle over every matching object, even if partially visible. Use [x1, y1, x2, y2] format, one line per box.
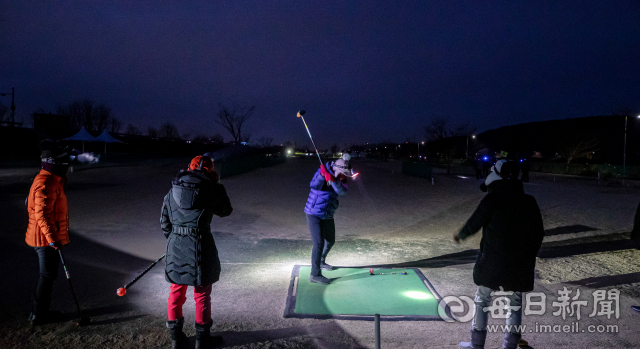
[29, 299, 62, 326]
[166, 317, 187, 349]
[309, 275, 331, 285]
[195, 320, 223, 349]
[459, 329, 487, 349]
[503, 331, 522, 349]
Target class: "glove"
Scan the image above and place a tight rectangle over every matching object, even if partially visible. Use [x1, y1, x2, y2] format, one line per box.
[48, 241, 61, 250]
[320, 165, 334, 183]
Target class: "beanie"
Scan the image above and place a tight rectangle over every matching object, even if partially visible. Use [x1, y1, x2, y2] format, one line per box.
[189, 155, 214, 173]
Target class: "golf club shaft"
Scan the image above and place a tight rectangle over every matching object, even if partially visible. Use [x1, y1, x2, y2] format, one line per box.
[124, 254, 165, 289]
[299, 115, 324, 166]
[58, 249, 84, 318]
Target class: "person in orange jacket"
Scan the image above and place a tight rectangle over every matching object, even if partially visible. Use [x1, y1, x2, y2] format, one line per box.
[25, 140, 71, 325]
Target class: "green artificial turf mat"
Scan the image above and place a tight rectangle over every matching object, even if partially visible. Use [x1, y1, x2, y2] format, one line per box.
[284, 266, 444, 320]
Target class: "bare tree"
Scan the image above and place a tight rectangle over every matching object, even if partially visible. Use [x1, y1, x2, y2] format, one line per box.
[193, 134, 209, 143]
[182, 133, 191, 141]
[0, 102, 8, 121]
[56, 99, 122, 134]
[211, 133, 224, 144]
[125, 124, 141, 135]
[256, 136, 274, 148]
[330, 144, 339, 154]
[215, 102, 255, 143]
[109, 117, 122, 133]
[424, 117, 476, 174]
[159, 121, 180, 140]
[147, 127, 158, 138]
[557, 132, 600, 164]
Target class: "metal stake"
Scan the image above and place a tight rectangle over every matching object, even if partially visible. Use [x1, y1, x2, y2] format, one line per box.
[375, 313, 381, 349]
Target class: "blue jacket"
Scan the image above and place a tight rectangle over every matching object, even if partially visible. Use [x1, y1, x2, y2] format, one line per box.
[304, 162, 348, 219]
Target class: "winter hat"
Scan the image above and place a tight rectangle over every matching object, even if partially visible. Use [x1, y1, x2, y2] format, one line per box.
[39, 140, 70, 165]
[499, 161, 520, 180]
[332, 159, 351, 177]
[189, 155, 214, 173]
[484, 159, 506, 186]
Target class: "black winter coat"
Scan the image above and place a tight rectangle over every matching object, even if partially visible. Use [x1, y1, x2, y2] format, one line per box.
[458, 179, 544, 292]
[161, 170, 232, 286]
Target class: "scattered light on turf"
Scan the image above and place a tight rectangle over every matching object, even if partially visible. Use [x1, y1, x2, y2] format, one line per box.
[404, 291, 433, 300]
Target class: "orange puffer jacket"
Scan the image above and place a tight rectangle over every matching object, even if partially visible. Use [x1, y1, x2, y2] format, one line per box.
[25, 169, 70, 247]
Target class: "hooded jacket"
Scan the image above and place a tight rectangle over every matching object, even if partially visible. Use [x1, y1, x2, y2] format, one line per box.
[459, 179, 544, 292]
[161, 170, 232, 286]
[304, 162, 347, 219]
[25, 169, 70, 247]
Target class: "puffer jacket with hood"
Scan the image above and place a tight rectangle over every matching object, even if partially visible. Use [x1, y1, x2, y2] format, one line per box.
[25, 169, 70, 247]
[304, 162, 347, 220]
[161, 169, 232, 286]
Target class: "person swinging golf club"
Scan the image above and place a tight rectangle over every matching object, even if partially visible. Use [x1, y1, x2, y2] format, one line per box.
[161, 155, 232, 349]
[304, 158, 350, 285]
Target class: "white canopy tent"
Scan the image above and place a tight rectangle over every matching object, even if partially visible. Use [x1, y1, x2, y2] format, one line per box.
[64, 127, 97, 152]
[95, 129, 125, 153]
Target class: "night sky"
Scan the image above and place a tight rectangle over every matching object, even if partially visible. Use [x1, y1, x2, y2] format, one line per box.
[2, 1, 639, 147]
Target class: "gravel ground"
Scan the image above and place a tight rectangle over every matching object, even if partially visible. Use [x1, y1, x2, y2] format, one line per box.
[1, 157, 640, 348]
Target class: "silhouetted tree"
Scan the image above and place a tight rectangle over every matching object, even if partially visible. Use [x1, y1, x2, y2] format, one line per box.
[557, 132, 600, 164]
[125, 124, 141, 136]
[159, 121, 180, 140]
[211, 133, 224, 144]
[0, 102, 8, 121]
[257, 136, 274, 148]
[147, 127, 158, 138]
[424, 117, 475, 174]
[215, 102, 255, 143]
[193, 134, 209, 143]
[56, 99, 122, 134]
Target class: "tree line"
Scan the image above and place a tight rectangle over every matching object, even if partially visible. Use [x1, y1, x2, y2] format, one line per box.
[34, 99, 285, 147]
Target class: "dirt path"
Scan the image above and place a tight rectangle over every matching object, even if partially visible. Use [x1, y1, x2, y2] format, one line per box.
[1, 158, 639, 348]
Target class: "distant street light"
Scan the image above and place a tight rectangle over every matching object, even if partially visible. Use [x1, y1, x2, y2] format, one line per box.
[466, 135, 475, 160]
[0, 87, 15, 126]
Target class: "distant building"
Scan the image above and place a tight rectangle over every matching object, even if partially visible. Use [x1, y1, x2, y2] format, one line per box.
[33, 113, 70, 139]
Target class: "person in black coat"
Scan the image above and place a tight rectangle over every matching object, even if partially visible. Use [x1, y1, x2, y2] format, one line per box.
[161, 155, 232, 349]
[454, 161, 544, 349]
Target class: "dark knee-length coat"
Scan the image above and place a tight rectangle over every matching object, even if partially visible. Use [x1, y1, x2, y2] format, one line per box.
[161, 170, 232, 286]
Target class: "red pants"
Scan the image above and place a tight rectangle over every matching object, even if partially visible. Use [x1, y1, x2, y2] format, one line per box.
[167, 283, 212, 325]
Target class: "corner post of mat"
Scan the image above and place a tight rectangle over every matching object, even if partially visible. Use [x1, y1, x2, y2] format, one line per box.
[375, 313, 381, 349]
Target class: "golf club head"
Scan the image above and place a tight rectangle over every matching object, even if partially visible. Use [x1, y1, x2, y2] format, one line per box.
[297, 110, 305, 117]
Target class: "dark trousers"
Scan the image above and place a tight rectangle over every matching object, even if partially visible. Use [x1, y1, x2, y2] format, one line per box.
[33, 247, 60, 315]
[475, 169, 482, 179]
[521, 171, 530, 182]
[306, 214, 335, 276]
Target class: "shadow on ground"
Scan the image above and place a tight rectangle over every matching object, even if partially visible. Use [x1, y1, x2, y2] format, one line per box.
[213, 322, 366, 349]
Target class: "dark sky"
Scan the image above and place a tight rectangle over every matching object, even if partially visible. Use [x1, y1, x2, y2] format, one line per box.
[2, 1, 639, 148]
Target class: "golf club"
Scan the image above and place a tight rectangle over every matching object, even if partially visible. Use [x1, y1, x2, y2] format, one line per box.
[57, 249, 90, 326]
[117, 254, 165, 296]
[296, 110, 324, 167]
